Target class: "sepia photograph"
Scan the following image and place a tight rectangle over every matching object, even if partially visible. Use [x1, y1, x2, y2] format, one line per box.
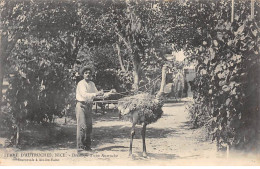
[0, 0, 259, 166]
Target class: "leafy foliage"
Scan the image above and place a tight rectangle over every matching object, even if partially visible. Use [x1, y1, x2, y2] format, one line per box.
[187, 0, 260, 150]
[6, 35, 76, 124]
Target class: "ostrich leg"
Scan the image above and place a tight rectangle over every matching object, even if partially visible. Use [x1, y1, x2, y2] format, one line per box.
[129, 123, 136, 156]
[141, 123, 147, 157]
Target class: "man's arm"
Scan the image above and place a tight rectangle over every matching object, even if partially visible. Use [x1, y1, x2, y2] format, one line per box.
[93, 82, 104, 97]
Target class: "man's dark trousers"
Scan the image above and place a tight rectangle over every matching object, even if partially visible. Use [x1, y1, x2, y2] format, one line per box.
[75, 102, 93, 150]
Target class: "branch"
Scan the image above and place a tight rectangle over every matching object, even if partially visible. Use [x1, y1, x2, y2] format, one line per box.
[115, 31, 137, 71]
[115, 31, 132, 53]
[71, 34, 84, 64]
[58, 35, 67, 48]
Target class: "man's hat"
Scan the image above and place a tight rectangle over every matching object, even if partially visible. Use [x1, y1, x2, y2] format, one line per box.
[79, 66, 94, 76]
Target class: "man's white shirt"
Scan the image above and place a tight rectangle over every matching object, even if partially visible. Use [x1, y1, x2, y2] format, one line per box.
[76, 80, 98, 102]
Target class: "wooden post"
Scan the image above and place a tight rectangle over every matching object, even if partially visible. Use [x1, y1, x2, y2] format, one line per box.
[231, 0, 234, 23]
[251, 0, 255, 19]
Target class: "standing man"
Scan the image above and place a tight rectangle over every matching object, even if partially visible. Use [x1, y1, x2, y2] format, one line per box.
[75, 66, 104, 152]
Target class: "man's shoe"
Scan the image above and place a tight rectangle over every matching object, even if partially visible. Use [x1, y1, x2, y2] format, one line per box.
[77, 149, 83, 153]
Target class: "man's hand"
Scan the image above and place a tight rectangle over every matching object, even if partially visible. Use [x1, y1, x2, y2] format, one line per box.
[103, 89, 117, 98]
[110, 89, 117, 93]
[96, 90, 104, 96]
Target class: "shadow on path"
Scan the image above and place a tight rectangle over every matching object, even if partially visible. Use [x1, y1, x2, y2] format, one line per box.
[92, 125, 179, 147]
[131, 152, 179, 160]
[16, 109, 179, 153]
[95, 145, 128, 151]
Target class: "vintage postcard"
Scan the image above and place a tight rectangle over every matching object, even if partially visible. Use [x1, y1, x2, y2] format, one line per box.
[0, 0, 259, 166]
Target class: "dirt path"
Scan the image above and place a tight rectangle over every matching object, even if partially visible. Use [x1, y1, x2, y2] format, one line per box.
[0, 101, 258, 165]
[91, 102, 218, 161]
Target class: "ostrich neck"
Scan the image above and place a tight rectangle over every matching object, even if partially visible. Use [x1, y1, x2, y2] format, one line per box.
[159, 66, 167, 93]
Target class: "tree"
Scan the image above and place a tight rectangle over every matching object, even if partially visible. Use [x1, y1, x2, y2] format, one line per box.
[185, 0, 260, 150]
[0, 0, 35, 107]
[106, 0, 171, 92]
[1, 0, 113, 145]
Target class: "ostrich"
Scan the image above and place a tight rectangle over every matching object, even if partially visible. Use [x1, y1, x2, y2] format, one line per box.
[117, 65, 168, 157]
